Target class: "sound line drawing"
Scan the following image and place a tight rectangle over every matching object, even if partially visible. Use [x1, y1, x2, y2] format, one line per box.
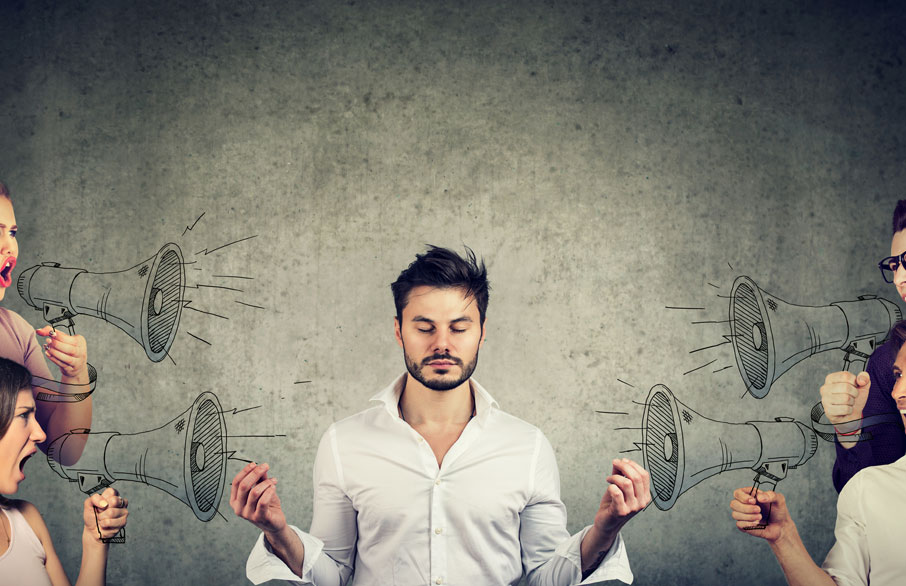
[46, 392, 229, 541]
[641, 384, 817, 516]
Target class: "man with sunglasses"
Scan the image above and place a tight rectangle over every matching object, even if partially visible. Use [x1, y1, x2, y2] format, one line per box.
[819, 199, 906, 492]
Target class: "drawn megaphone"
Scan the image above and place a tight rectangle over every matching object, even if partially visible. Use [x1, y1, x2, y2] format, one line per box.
[729, 276, 900, 399]
[641, 384, 818, 511]
[46, 392, 227, 523]
[17, 243, 185, 362]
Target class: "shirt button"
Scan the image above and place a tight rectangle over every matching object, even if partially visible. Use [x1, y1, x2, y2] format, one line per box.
[435, 479, 441, 486]
[435, 579, 443, 585]
[418, 437, 424, 443]
[435, 527, 443, 534]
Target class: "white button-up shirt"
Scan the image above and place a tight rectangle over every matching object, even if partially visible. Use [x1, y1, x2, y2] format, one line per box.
[822, 453, 906, 585]
[247, 375, 633, 585]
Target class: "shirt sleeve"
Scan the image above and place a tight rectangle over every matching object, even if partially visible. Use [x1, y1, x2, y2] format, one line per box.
[832, 344, 906, 492]
[521, 430, 633, 586]
[821, 475, 869, 586]
[245, 426, 357, 586]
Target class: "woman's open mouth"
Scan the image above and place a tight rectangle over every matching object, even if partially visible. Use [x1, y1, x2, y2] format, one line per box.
[0, 256, 16, 288]
[18, 450, 34, 474]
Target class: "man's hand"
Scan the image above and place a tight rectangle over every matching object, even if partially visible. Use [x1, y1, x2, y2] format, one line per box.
[729, 487, 792, 543]
[581, 458, 650, 576]
[37, 326, 89, 381]
[230, 462, 286, 535]
[83, 487, 128, 543]
[593, 458, 651, 535]
[820, 371, 870, 444]
[820, 371, 870, 425]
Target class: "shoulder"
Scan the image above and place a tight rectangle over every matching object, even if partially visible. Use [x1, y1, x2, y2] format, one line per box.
[0, 307, 34, 332]
[491, 408, 545, 437]
[319, 405, 388, 447]
[333, 404, 386, 430]
[6, 499, 51, 541]
[840, 457, 904, 506]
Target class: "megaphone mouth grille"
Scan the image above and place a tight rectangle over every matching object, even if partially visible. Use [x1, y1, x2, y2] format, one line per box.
[186, 394, 226, 521]
[643, 386, 681, 509]
[730, 278, 771, 397]
[146, 246, 183, 359]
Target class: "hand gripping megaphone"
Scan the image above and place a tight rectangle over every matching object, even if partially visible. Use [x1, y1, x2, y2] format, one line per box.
[641, 384, 818, 513]
[729, 276, 901, 398]
[17, 243, 185, 362]
[46, 392, 228, 535]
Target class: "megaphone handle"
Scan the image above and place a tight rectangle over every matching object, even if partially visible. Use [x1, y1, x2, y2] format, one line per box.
[93, 505, 126, 544]
[843, 339, 873, 374]
[743, 476, 778, 531]
[53, 320, 75, 336]
[843, 355, 867, 374]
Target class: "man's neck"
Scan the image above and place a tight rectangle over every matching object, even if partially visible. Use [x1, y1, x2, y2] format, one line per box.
[398, 374, 474, 426]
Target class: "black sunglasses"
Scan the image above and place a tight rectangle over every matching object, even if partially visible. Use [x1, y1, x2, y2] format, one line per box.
[878, 251, 906, 283]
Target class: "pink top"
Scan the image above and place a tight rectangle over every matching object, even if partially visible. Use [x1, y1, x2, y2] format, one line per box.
[0, 503, 52, 586]
[0, 307, 53, 381]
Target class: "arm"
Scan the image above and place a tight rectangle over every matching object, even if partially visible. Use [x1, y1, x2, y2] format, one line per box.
[17, 489, 127, 586]
[579, 459, 650, 578]
[231, 462, 306, 576]
[825, 349, 905, 491]
[237, 427, 357, 585]
[521, 434, 640, 586]
[74, 488, 129, 586]
[730, 488, 836, 586]
[32, 327, 92, 464]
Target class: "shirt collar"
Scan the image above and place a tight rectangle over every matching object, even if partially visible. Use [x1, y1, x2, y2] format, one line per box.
[370, 373, 499, 425]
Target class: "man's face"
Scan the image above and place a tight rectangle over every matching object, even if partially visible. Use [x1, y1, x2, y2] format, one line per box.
[395, 286, 485, 391]
[890, 230, 906, 302]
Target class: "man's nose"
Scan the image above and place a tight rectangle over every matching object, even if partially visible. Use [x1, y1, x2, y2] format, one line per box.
[432, 329, 451, 352]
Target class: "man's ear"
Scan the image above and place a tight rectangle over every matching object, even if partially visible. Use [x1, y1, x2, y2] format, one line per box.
[479, 318, 487, 348]
[394, 316, 404, 348]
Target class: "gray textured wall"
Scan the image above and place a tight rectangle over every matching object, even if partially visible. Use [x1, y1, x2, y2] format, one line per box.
[2, 1, 905, 584]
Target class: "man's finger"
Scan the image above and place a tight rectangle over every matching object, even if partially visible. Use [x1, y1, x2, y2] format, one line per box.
[824, 371, 858, 385]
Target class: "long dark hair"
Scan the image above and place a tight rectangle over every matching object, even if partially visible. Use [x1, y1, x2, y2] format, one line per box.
[0, 358, 34, 439]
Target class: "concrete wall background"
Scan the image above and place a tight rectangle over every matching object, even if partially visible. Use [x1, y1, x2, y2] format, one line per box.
[1, 1, 905, 583]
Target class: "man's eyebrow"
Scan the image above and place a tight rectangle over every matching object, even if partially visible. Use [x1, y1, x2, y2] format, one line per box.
[411, 316, 473, 324]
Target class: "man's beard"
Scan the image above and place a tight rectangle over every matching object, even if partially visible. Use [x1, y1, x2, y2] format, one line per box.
[403, 347, 479, 391]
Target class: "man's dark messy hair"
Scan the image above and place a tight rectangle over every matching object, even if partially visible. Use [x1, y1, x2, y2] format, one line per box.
[391, 246, 490, 325]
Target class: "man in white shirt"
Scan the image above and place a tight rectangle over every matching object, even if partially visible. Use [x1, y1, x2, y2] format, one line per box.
[232, 246, 651, 585]
[730, 320, 906, 586]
